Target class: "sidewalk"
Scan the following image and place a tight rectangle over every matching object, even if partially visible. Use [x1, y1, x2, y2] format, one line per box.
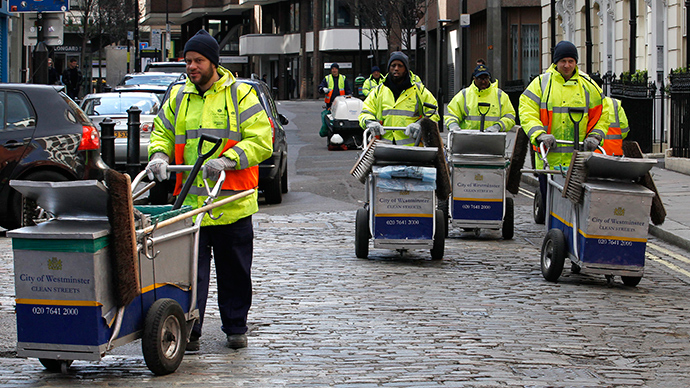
[520, 159, 690, 251]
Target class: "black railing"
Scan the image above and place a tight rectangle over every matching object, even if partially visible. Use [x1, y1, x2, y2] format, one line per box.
[670, 73, 690, 157]
[502, 79, 525, 125]
[609, 80, 657, 153]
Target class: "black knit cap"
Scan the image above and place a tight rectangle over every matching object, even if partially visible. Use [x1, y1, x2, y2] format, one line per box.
[552, 41, 578, 64]
[331, 63, 339, 69]
[184, 29, 220, 66]
[387, 51, 409, 72]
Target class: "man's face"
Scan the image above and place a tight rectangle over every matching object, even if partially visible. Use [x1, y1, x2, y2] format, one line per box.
[185, 51, 216, 87]
[48, 59, 53, 67]
[389, 60, 406, 79]
[331, 67, 339, 77]
[69, 60, 77, 69]
[556, 57, 577, 80]
[473, 74, 491, 90]
[373, 70, 381, 78]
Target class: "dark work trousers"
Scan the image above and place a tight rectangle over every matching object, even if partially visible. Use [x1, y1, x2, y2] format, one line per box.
[192, 216, 253, 338]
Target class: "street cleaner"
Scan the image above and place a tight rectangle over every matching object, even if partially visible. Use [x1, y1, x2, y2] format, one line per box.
[358, 51, 439, 145]
[318, 63, 352, 137]
[146, 29, 273, 352]
[518, 40, 608, 206]
[445, 63, 516, 132]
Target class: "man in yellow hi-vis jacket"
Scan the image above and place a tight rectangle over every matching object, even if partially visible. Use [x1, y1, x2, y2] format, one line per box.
[146, 29, 273, 352]
[358, 51, 439, 146]
[445, 64, 516, 132]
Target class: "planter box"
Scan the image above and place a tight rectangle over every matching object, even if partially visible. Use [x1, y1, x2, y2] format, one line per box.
[670, 73, 690, 93]
[610, 82, 653, 99]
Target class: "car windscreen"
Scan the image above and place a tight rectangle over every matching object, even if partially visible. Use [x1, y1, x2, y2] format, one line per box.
[82, 96, 159, 116]
[145, 65, 186, 73]
[120, 74, 180, 86]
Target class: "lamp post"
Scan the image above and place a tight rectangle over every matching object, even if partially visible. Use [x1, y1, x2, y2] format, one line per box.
[163, 0, 169, 61]
[437, 19, 450, 132]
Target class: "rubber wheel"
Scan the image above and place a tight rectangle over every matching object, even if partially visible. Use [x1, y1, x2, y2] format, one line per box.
[431, 209, 445, 260]
[438, 198, 449, 237]
[39, 358, 73, 373]
[355, 207, 370, 258]
[502, 197, 514, 240]
[9, 171, 69, 229]
[263, 173, 283, 204]
[541, 228, 567, 282]
[280, 161, 288, 194]
[142, 298, 187, 376]
[622, 276, 642, 287]
[533, 189, 545, 224]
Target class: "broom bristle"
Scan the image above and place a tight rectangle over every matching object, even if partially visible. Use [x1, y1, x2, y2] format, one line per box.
[506, 129, 530, 194]
[562, 151, 589, 204]
[420, 118, 452, 200]
[623, 141, 666, 225]
[105, 169, 141, 307]
[350, 138, 378, 183]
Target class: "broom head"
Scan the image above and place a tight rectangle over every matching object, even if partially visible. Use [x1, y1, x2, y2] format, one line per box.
[506, 129, 530, 194]
[622, 141, 666, 225]
[420, 117, 452, 200]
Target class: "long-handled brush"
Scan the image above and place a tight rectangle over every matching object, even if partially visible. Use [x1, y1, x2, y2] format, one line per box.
[350, 137, 379, 183]
[105, 168, 141, 307]
[420, 117, 452, 200]
[506, 128, 529, 194]
[562, 150, 590, 204]
[622, 141, 666, 225]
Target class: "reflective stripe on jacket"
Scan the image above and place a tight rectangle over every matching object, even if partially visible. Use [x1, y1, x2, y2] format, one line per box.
[150, 66, 273, 226]
[518, 64, 606, 169]
[600, 97, 629, 156]
[445, 80, 516, 132]
[362, 76, 381, 97]
[325, 74, 346, 103]
[358, 74, 439, 146]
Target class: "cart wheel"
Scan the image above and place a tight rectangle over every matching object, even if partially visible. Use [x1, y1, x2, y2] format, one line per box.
[621, 276, 642, 287]
[355, 207, 370, 259]
[431, 210, 445, 260]
[142, 298, 187, 376]
[502, 197, 514, 240]
[541, 229, 567, 282]
[438, 198, 449, 237]
[39, 358, 73, 373]
[571, 262, 581, 274]
[533, 189, 545, 224]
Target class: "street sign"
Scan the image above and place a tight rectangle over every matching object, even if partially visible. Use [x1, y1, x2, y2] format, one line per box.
[150, 29, 161, 50]
[10, 0, 68, 12]
[23, 13, 64, 46]
[460, 14, 470, 27]
[139, 42, 149, 50]
[127, 31, 134, 41]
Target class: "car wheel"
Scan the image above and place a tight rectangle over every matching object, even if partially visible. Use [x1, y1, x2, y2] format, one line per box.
[263, 173, 283, 204]
[281, 162, 288, 194]
[8, 171, 69, 229]
[541, 229, 567, 282]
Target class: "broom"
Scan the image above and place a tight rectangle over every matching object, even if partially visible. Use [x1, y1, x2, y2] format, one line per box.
[506, 128, 530, 194]
[105, 168, 141, 307]
[622, 141, 666, 225]
[350, 137, 379, 183]
[562, 150, 590, 204]
[420, 117, 452, 200]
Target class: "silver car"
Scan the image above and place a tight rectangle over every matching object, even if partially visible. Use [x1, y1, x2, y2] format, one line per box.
[81, 92, 160, 168]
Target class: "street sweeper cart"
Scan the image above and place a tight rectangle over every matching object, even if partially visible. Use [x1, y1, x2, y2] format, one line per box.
[324, 95, 365, 150]
[8, 135, 251, 375]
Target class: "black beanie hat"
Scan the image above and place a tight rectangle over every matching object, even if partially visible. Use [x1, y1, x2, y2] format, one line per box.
[331, 63, 339, 69]
[387, 51, 410, 72]
[184, 30, 220, 66]
[552, 41, 578, 64]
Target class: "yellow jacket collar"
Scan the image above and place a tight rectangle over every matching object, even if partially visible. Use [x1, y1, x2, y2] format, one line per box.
[184, 66, 236, 94]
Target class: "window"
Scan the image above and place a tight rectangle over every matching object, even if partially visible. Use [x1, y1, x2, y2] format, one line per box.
[324, 0, 353, 28]
[5, 92, 36, 130]
[521, 25, 539, 81]
[289, 0, 300, 32]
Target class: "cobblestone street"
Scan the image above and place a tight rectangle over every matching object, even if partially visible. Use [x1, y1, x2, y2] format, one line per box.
[1, 203, 690, 387]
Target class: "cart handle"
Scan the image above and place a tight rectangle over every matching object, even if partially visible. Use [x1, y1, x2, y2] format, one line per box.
[172, 134, 223, 210]
[363, 126, 423, 145]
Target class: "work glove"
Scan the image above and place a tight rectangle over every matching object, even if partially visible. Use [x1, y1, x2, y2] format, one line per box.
[447, 122, 460, 132]
[583, 135, 601, 151]
[202, 156, 237, 181]
[366, 121, 384, 137]
[404, 122, 422, 140]
[486, 124, 501, 133]
[146, 152, 170, 182]
[536, 133, 557, 149]
[322, 88, 331, 94]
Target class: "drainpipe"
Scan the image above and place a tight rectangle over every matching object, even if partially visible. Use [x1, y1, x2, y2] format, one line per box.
[630, 0, 636, 74]
[585, 0, 592, 74]
[551, 0, 556, 54]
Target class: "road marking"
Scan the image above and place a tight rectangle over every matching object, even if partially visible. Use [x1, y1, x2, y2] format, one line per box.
[518, 187, 534, 199]
[647, 242, 690, 265]
[646, 251, 690, 279]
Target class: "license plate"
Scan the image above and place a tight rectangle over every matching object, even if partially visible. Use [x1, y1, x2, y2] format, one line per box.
[114, 131, 128, 138]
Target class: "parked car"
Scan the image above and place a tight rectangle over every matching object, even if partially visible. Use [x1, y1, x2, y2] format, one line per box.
[118, 72, 184, 88]
[144, 61, 187, 74]
[80, 92, 160, 169]
[157, 78, 289, 204]
[0, 84, 105, 230]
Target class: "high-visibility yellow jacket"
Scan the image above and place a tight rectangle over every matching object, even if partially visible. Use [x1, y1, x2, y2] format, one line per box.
[149, 66, 273, 226]
[323, 74, 346, 104]
[362, 75, 382, 97]
[519, 64, 607, 169]
[600, 97, 629, 156]
[445, 80, 516, 132]
[358, 74, 440, 146]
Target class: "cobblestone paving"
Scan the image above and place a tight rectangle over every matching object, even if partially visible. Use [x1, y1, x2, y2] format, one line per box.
[0, 205, 690, 387]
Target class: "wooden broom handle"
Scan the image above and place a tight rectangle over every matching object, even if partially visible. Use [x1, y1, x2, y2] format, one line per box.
[140, 189, 255, 235]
